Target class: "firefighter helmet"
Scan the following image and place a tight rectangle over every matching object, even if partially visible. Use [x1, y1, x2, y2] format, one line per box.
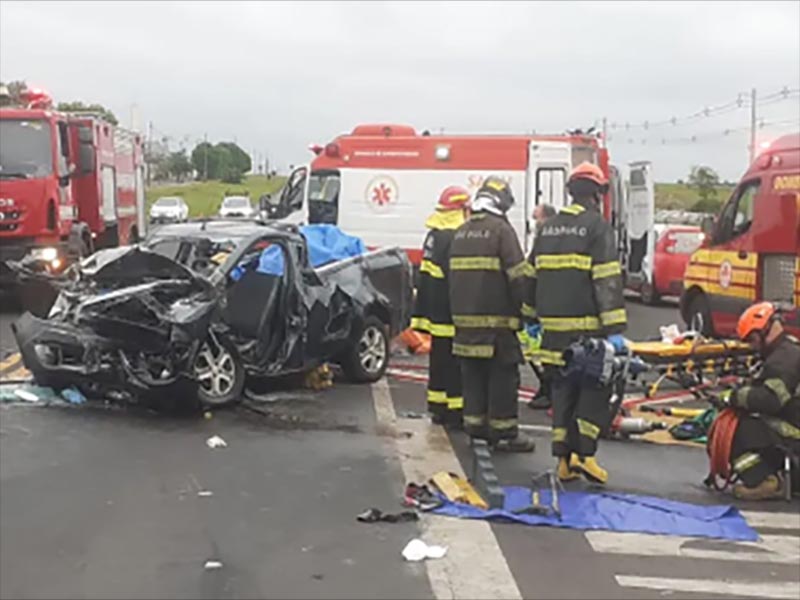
[567, 162, 609, 199]
[568, 162, 608, 186]
[736, 301, 778, 341]
[475, 176, 515, 214]
[437, 186, 470, 211]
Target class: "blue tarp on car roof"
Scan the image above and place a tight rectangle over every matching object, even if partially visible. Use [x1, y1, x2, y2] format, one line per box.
[257, 225, 367, 276]
[433, 487, 758, 541]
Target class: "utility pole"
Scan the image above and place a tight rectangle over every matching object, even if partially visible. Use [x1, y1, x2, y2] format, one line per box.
[203, 132, 209, 180]
[602, 117, 608, 147]
[749, 87, 757, 164]
[146, 121, 153, 187]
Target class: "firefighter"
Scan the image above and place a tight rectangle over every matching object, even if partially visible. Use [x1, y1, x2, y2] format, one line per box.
[529, 162, 627, 483]
[448, 176, 536, 452]
[720, 302, 800, 500]
[411, 186, 471, 428]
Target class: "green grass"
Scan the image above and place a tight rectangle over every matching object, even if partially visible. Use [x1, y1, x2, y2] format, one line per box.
[146, 175, 287, 217]
[655, 182, 735, 211]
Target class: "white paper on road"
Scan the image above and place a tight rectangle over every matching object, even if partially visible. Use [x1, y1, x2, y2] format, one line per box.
[205, 435, 227, 449]
[616, 575, 800, 600]
[204, 560, 223, 570]
[402, 539, 448, 562]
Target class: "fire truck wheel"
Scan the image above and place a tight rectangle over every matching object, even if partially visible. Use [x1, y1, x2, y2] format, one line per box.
[685, 293, 714, 337]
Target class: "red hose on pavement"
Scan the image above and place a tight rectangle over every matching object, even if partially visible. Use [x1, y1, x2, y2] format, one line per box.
[705, 408, 740, 491]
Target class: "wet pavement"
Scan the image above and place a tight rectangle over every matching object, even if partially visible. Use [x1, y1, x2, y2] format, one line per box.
[1, 299, 799, 599]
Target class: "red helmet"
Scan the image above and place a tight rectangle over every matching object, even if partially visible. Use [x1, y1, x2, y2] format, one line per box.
[437, 186, 470, 211]
[736, 301, 777, 340]
[568, 162, 608, 186]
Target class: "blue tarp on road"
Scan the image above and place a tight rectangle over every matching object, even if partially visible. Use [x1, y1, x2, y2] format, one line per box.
[433, 487, 758, 541]
[258, 224, 367, 276]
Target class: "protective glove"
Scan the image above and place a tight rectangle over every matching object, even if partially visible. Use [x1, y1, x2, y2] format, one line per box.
[525, 322, 542, 339]
[607, 334, 628, 354]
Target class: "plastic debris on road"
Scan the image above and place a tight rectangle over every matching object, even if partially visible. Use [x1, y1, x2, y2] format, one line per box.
[206, 435, 227, 449]
[357, 508, 419, 523]
[401, 539, 448, 562]
[61, 387, 87, 405]
[204, 560, 223, 570]
[198, 490, 214, 498]
[0, 384, 60, 405]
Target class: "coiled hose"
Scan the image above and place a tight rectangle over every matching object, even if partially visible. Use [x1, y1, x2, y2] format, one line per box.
[705, 408, 741, 491]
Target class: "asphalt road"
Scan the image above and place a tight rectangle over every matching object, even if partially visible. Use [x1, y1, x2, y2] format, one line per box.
[1, 298, 799, 599]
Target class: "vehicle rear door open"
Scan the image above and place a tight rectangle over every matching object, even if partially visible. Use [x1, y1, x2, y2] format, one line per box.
[625, 161, 655, 287]
[526, 141, 571, 250]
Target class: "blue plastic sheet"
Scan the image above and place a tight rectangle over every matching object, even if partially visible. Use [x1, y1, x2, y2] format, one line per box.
[257, 225, 366, 276]
[433, 487, 758, 541]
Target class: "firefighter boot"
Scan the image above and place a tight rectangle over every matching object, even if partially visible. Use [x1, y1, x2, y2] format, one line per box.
[494, 433, 536, 453]
[557, 456, 580, 482]
[733, 475, 784, 501]
[570, 455, 608, 485]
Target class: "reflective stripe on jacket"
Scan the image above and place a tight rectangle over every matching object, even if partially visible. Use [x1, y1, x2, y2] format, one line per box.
[412, 227, 457, 338]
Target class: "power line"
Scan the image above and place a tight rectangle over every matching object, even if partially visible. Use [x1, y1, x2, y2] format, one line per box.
[606, 117, 799, 146]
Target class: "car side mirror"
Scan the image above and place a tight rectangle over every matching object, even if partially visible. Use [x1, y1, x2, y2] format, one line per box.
[701, 215, 715, 237]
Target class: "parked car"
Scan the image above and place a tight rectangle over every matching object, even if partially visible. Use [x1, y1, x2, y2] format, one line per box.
[11, 222, 412, 408]
[629, 224, 705, 304]
[219, 195, 255, 218]
[149, 196, 189, 223]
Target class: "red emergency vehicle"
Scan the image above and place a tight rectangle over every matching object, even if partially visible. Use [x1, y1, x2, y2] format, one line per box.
[681, 132, 800, 337]
[268, 124, 614, 260]
[0, 88, 145, 287]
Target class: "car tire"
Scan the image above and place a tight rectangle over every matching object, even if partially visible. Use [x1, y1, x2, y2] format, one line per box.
[641, 280, 660, 305]
[193, 334, 245, 408]
[341, 316, 389, 383]
[685, 293, 714, 337]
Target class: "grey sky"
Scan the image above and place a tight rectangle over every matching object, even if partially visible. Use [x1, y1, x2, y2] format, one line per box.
[1, 0, 798, 181]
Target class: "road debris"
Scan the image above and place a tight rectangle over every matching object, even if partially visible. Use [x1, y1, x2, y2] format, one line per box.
[357, 508, 419, 524]
[61, 387, 86, 405]
[401, 539, 448, 562]
[402, 483, 443, 511]
[197, 490, 214, 497]
[206, 435, 227, 449]
[203, 560, 223, 570]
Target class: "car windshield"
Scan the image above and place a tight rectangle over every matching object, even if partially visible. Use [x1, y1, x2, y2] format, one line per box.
[155, 197, 180, 207]
[224, 197, 250, 208]
[0, 119, 53, 179]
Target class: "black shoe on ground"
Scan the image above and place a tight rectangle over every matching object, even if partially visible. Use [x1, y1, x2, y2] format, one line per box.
[527, 394, 551, 410]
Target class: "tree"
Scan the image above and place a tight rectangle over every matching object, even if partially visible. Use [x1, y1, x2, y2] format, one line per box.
[0, 80, 27, 106]
[691, 196, 723, 214]
[190, 140, 249, 182]
[166, 151, 193, 182]
[687, 165, 721, 204]
[56, 101, 118, 125]
[216, 142, 252, 174]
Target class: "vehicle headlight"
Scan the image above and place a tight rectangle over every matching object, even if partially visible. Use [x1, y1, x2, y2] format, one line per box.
[30, 247, 59, 262]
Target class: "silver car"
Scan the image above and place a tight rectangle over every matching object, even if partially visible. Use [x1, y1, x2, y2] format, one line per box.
[150, 197, 189, 223]
[219, 196, 255, 219]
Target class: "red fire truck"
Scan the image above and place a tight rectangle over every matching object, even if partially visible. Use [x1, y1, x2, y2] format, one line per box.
[267, 124, 615, 260]
[0, 88, 145, 289]
[681, 132, 800, 337]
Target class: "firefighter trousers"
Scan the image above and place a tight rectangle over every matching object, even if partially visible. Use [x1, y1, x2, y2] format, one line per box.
[550, 371, 610, 457]
[428, 336, 463, 423]
[461, 356, 520, 441]
[731, 415, 798, 487]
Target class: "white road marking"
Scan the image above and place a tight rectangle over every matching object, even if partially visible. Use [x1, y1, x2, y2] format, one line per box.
[372, 379, 522, 600]
[585, 530, 800, 565]
[741, 511, 800, 530]
[615, 575, 800, 599]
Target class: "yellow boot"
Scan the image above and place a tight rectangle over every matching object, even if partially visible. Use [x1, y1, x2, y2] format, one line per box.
[570, 455, 608, 485]
[557, 456, 580, 482]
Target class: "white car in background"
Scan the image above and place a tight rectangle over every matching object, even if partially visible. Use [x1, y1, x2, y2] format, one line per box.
[149, 196, 189, 223]
[219, 195, 255, 218]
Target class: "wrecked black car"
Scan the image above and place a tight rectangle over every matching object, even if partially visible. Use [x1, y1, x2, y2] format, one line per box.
[11, 221, 413, 407]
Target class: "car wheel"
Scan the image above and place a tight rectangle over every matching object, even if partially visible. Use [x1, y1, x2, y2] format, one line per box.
[342, 316, 389, 383]
[193, 334, 245, 407]
[685, 293, 714, 337]
[641, 280, 660, 305]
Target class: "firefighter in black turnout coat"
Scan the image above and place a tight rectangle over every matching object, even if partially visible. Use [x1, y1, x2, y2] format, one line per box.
[528, 162, 628, 484]
[411, 186, 471, 428]
[448, 176, 537, 452]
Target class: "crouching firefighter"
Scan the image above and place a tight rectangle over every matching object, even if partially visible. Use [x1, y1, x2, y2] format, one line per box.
[707, 302, 800, 500]
[448, 176, 536, 452]
[411, 186, 471, 428]
[529, 162, 627, 484]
